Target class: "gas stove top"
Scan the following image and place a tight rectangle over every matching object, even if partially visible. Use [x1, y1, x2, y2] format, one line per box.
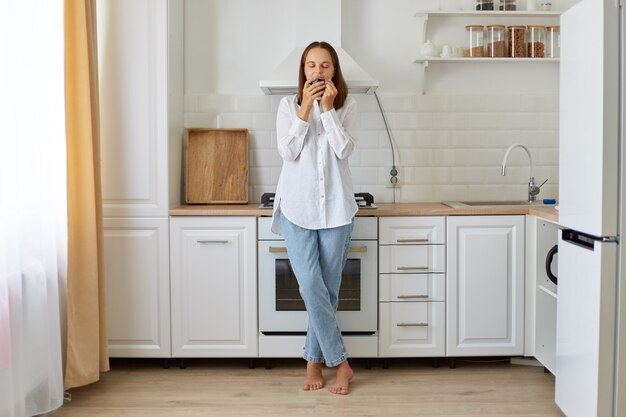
[259, 192, 377, 209]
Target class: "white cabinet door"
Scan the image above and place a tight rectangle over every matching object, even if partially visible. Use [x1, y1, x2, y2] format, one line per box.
[97, 0, 170, 217]
[170, 217, 257, 357]
[447, 216, 525, 356]
[104, 218, 171, 357]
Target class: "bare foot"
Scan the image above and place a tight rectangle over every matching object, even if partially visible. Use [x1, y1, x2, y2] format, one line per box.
[329, 360, 353, 395]
[303, 362, 324, 391]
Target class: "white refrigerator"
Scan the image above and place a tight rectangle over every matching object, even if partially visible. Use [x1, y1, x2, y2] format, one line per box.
[557, 0, 625, 416]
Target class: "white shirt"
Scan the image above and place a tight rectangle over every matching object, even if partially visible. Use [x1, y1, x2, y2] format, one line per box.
[271, 94, 358, 235]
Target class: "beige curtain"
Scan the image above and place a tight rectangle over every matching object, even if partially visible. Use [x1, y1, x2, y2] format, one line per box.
[64, 0, 109, 389]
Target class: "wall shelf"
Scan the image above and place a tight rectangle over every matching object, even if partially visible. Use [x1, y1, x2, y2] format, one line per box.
[414, 9, 561, 94]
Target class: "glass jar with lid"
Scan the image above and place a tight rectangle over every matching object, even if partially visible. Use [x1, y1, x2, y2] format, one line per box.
[499, 0, 517, 10]
[527, 25, 546, 58]
[465, 25, 485, 57]
[507, 25, 526, 57]
[546, 25, 560, 58]
[476, 0, 495, 10]
[486, 25, 506, 57]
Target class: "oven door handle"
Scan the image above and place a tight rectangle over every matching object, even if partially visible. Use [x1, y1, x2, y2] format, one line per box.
[268, 246, 368, 253]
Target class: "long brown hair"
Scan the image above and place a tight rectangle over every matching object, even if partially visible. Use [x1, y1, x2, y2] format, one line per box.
[297, 41, 348, 109]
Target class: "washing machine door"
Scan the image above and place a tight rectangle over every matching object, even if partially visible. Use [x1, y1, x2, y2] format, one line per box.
[545, 244, 558, 285]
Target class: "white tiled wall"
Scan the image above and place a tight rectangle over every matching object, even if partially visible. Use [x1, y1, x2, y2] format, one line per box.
[184, 93, 559, 204]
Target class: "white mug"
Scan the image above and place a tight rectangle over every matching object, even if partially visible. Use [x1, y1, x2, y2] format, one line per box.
[441, 45, 452, 57]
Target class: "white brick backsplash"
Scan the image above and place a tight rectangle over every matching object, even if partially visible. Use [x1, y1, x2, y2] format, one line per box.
[483, 95, 522, 112]
[198, 94, 236, 113]
[521, 94, 559, 112]
[249, 167, 273, 185]
[184, 113, 218, 128]
[414, 94, 451, 112]
[217, 113, 254, 129]
[250, 149, 282, 168]
[185, 92, 560, 202]
[356, 131, 380, 148]
[252, 113, 275, 130]
[376, 94, 419, 112]
[388, 112, 433, 130]
[351, 167, 380, 185]
[450, 95, 487, 112]
[236, 95, 271, 112]
[249, 131, 272, 149]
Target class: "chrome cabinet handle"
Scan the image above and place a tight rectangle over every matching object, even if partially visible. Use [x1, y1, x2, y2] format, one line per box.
[396, 266, 429, 271]
[269, 246, 287, 253]
[397, 322, 428, 327]
[396, 294, 428, 299]
[349, 246, 367, 253]
[197, 240, 229, 244]
[396, 238, 429, 243]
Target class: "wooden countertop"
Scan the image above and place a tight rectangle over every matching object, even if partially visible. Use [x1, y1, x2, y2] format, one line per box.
[169, 202, 559, 222]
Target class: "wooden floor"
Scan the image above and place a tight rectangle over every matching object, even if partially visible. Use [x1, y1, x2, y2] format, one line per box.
[53, 357, 565, 417]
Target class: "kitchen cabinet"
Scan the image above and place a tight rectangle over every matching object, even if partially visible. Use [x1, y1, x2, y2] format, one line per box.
[378, 217, 446, 358]
[414, 10, 560, 93]
[104, 218, 171, 357]
[525, 215, 559, 373]
[169, 217, 257, 357]
[446, 215, 525, 356]
[97, 0, 183, 358]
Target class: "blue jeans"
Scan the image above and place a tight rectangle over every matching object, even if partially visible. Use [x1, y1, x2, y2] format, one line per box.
[280, 215, 354, 367]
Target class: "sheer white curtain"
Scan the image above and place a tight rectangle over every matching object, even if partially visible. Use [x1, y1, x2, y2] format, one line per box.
[0, 1, 66, 416]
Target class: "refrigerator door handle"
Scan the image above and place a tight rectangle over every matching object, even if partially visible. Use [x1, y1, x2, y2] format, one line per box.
[561, 229, 601, 250]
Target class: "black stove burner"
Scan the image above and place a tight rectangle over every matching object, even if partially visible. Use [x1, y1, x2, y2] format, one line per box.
[259, 192, 376, 209]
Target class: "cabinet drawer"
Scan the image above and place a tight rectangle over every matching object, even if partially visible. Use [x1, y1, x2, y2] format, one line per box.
[379, 245, 445, 274]
[379, 217, 445, 245]
[379, 302, 445, 357]
[379, 273, 445, 302]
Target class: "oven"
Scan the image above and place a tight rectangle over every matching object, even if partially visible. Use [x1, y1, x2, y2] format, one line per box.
[258, 217, 378, 334]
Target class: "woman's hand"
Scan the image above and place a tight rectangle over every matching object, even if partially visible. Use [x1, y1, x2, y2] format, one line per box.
[320, 79, 336, 112]
[298, 79, 327, 121]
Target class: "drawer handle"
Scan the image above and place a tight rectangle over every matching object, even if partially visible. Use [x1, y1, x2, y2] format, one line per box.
[197, 240, 229, 244]
[396, 294, 428, 299]
[397, 266, 429, 271]
[270, 246, 367, 254]
[269, 246, 287, 253]
[349, 246, 368, 253]
[397, 322, 428, 327]
[396, 238, 429, 243]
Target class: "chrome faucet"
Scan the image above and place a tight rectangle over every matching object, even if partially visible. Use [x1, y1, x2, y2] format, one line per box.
[501, 143, 547, 203]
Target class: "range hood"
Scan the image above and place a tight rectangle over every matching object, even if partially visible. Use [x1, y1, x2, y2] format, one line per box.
[259, 0, 379, 95]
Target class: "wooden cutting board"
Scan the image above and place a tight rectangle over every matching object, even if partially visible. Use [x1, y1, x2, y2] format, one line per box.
[185, 128, 249, 204]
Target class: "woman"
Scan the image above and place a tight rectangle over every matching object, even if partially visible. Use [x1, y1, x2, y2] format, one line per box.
[271, 41, 358, 395]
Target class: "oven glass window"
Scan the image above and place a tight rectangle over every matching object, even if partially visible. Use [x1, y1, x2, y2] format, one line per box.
[275, 259, 361, 311]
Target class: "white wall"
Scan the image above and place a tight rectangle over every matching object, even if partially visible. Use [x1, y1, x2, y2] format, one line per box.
[183, 0, 579, 203]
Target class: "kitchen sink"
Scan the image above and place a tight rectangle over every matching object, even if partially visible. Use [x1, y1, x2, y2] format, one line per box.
[443, 200, 534, 208]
